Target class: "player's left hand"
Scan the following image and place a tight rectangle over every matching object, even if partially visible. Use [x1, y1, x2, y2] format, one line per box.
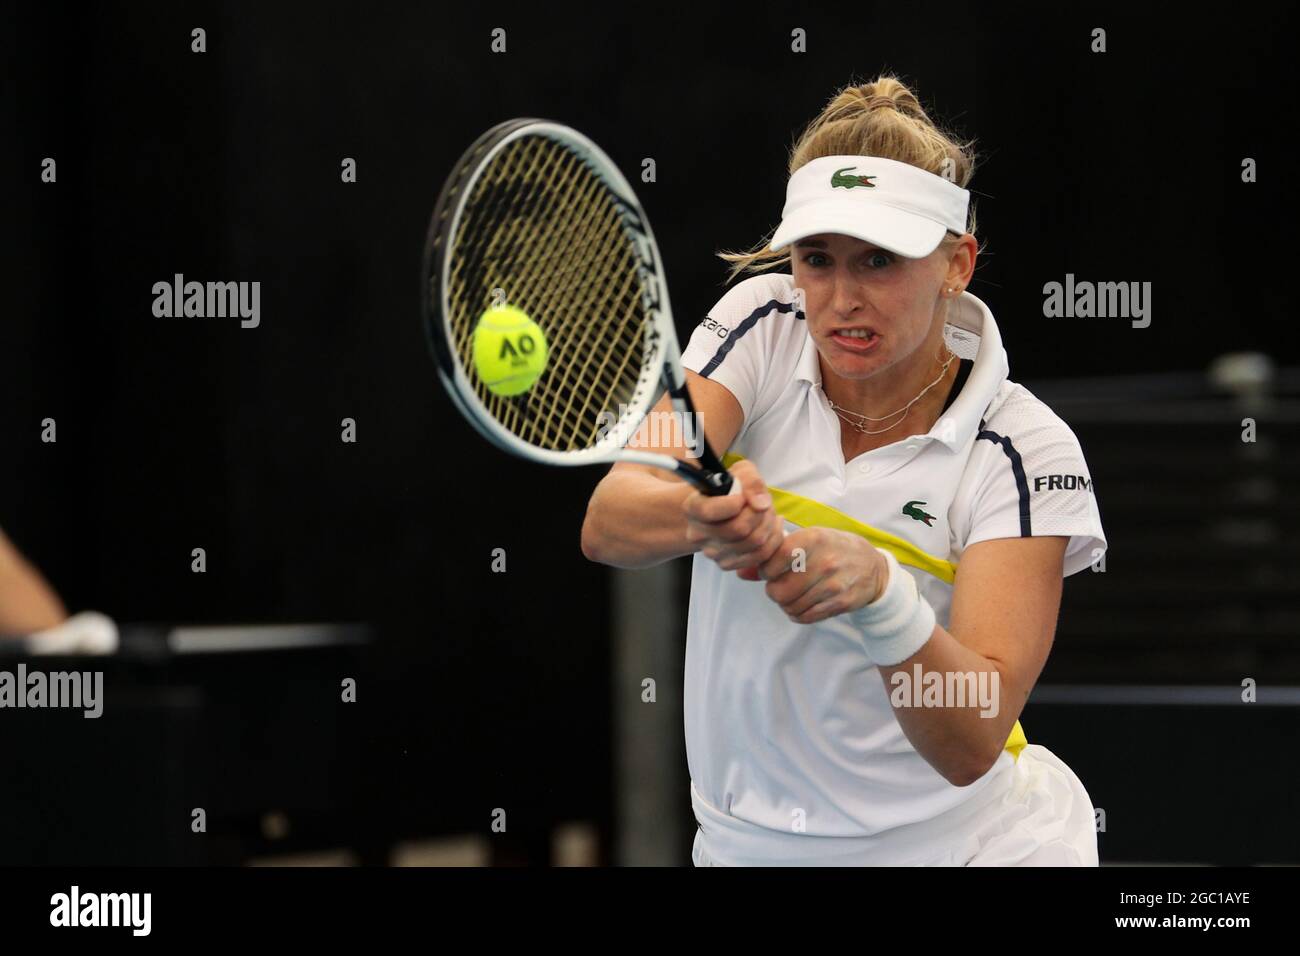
[749, 527, 889, 625]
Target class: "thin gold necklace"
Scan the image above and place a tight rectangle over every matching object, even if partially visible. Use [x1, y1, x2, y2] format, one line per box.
[825, 345, 957, 436]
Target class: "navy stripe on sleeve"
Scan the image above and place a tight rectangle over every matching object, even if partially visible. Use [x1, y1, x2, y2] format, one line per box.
[976, 419, 1032, 536]
[698, 299, 800, 379]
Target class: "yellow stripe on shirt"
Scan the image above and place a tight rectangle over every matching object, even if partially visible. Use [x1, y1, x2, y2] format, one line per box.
[718, 452, 1027, 760]
[721, 452, 957, 584]
[1004, 720, 1028, 761]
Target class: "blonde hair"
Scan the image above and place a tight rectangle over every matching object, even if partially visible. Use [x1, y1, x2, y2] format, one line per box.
[717, 74, 984, 284]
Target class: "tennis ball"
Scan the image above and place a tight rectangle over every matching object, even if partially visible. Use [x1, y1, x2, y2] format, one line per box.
[472, 305, 549, 396]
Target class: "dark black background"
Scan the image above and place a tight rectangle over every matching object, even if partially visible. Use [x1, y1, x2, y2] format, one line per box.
[3, 2, 1292, 860]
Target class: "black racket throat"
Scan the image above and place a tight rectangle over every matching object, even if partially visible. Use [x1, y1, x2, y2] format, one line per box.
[675, 456, 734, 495]
[666, 383, 734, 496]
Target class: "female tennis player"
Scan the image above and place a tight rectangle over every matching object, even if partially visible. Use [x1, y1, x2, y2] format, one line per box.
[581, 75, 1107, 866]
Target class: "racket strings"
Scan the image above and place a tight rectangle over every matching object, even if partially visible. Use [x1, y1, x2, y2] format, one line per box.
[446, 141, 568, 383]
[444, 134, 652, 452]
[533, 198, 646, 442]
[486, 141, 645, 448]
[490, 147, 627, 440]
[467, 142, 614, 445]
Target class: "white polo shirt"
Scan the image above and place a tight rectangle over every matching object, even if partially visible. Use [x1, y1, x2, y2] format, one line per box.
[679, 272, 1107, 865]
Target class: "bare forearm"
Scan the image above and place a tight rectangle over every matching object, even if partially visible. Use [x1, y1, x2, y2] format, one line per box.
[581, 470, 699, 569]
[0, 538, 68, 636]
[877, 625, 1021, 787]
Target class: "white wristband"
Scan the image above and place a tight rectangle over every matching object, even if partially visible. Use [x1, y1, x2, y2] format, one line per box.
[847, 549, 936, 667]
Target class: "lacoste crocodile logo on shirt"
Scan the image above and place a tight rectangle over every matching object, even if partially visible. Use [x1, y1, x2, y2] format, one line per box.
[902, 500, 937, 526]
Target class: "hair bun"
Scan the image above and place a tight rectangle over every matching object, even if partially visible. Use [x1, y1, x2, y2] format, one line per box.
[865, 94, 897, 112]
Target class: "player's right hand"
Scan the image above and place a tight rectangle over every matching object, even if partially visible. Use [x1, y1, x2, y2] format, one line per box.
[682, 459, 786, 576]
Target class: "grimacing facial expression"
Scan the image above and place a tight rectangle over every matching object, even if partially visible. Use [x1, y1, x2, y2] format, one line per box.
[791, 233, 950, 381]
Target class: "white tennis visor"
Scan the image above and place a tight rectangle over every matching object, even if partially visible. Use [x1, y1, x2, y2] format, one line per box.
[768, 155, 970, 259]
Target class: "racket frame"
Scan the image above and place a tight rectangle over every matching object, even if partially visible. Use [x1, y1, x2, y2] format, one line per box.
[423, 118, 733, 495]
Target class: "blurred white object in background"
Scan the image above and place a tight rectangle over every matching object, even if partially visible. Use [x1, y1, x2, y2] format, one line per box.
[1208, 352, 1275, 398]
[25, 610, 119, 655]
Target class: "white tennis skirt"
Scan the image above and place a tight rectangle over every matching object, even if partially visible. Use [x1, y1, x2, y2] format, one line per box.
[691, 744, 1099, 867]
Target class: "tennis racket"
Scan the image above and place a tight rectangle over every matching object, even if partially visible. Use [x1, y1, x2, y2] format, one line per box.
[421, 118, 734, 496]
